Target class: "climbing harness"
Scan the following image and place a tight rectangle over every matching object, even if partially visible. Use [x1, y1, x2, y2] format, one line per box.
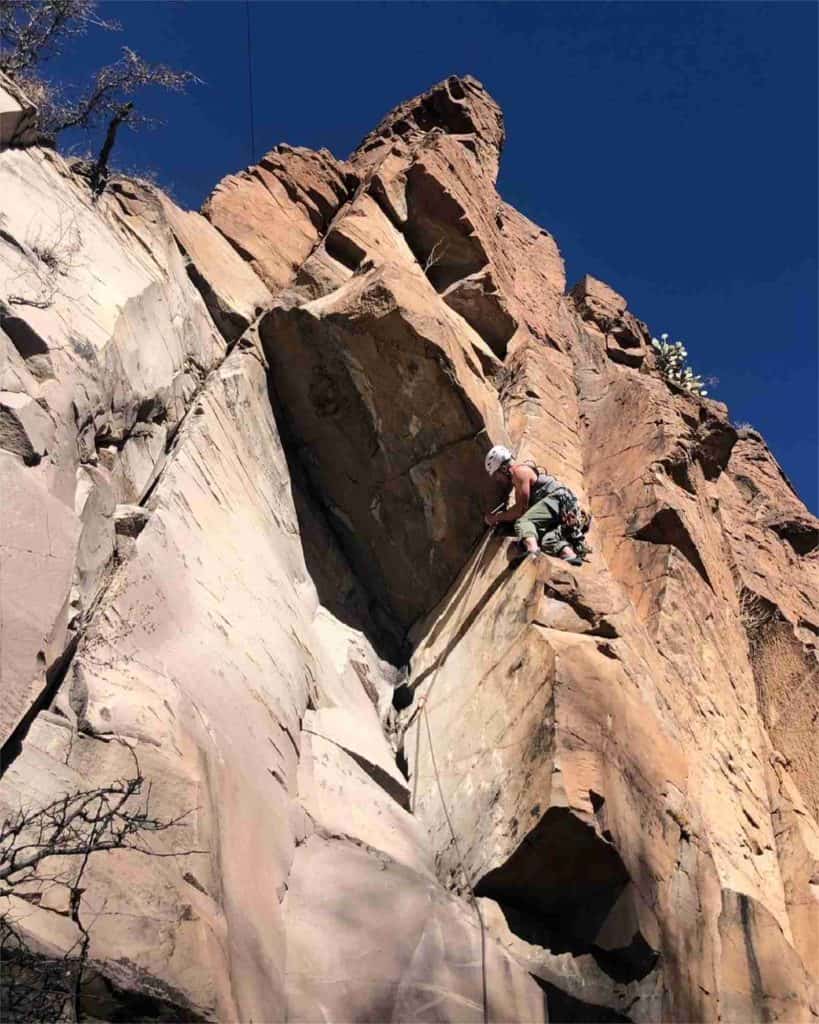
[522, 460, 592, 557]
[522, 459, 559, 505]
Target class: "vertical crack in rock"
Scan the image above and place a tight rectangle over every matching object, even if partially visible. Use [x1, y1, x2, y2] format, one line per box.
[739, 893, 769, 1024]
[0, 634, 79, 774]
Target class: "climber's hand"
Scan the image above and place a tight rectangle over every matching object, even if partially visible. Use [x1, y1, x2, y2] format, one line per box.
[485, 512, 500, 527]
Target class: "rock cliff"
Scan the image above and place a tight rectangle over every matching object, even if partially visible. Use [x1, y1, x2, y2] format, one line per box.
[1, 75, 817, 1023]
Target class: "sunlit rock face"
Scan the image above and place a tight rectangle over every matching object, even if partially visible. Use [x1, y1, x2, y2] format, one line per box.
[1, 75, 816, 1023]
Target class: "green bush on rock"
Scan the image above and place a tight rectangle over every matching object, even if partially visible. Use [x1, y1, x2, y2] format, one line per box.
[651, 333, 710, 396]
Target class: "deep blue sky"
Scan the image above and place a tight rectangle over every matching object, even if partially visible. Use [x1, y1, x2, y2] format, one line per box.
[45, 1, 817, 509]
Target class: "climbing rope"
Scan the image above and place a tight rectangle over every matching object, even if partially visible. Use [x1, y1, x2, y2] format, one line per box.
[409, 525, 495, 812]
[244, 0, 257, 165]
[408, 523, 497, 1024]
[422, 698, 489, 1023]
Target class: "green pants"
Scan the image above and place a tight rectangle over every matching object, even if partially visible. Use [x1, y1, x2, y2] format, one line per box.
[514, 497, 570, 555]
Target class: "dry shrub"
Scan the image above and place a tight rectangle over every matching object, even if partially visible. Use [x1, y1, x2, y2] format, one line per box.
[740, 588, 819, 815]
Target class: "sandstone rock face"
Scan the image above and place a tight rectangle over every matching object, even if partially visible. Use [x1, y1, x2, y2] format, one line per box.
[160, 197, 272, 343]
[1, 77, 817, 1024]
[202, 144, 354, 293]
[0, 149, 228, 749]
[0, 70, 38, 147]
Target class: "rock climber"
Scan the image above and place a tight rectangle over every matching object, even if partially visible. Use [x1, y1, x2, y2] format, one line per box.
[483, 445, 585, 566]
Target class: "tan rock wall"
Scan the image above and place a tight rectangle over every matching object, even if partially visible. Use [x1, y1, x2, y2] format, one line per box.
[1, 75, 816, 1023]
[0, 148, 226, 748]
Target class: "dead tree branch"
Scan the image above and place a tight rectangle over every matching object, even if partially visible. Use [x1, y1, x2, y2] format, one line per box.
[0, 757, 203, 1023]
[44, 47, 201, 136]
[1, 2, 200, 187]
[0, 0, 119, 78]
[423, 239, 448, 273]
[89, 100, 132, 197]
[5, 211, 84, 308]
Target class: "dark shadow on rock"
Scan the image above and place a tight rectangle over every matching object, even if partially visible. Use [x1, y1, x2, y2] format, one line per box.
[259, 292, 496, 633]
[476, 808, 658, 985]
[410, 535, 514, 690]
[633, 508, 712, 591]
[403, 163, 489, 292]
[442, 269, 517, 359]
[768, 516, 819, 557]
[592, 933, 659, 985]
[0, 634, 79, 778]
[0, 303, 50, 358]
[392, 683, 414, 711]
[81, 960, 210, 1023]
[265, 375, 404, 664]
[535, 980, 631, 1024]
[694, 411, 737, 481]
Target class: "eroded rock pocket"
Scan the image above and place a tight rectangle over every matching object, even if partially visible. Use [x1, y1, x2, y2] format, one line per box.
[475, 807, 659, 984]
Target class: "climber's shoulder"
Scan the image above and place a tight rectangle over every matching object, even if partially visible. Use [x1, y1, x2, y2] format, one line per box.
[509, 462, 537, 484]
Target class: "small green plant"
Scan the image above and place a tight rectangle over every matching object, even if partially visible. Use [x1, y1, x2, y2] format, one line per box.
[651, 333, 711, 396]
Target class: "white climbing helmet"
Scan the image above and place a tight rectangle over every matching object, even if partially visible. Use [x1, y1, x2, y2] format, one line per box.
[485, 444, 513, 476]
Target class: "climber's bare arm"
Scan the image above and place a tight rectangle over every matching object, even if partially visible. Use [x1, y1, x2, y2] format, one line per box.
[485, 466, 532, 526]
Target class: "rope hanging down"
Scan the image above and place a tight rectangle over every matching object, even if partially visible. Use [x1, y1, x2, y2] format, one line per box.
[422, 701, 489, 1024]
[408, 525, 497, 1024]
[245, 0, 257, 165]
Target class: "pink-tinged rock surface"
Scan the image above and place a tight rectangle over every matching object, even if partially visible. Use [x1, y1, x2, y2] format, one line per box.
[0, 149, 226, 748]
[1, 75, 816, 1023]
[202, 144, 353, 293]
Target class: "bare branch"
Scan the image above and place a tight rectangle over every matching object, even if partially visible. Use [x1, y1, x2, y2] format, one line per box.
[0, 764, 204, 1022]
[40, 46, 201, 135]
[0, 0, 119, 76]
[1, 2, 201, 196]
[0, 775, 189, 884]
[423, 239, 448, 273]
[0, 914, 79, 1024]
[5, 211, 84, 309]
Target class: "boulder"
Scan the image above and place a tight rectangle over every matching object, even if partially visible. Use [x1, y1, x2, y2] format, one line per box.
[0, 389, 55, 462]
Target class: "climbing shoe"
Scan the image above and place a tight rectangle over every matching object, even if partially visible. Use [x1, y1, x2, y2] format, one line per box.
[559, 547, 583, 567]
[508, 541, 528, 563]
[509, 542, 540, 564]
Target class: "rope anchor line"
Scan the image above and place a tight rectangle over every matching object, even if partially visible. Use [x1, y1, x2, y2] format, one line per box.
[244, 0, 256, 165]
[408, 526, 496, 1024]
